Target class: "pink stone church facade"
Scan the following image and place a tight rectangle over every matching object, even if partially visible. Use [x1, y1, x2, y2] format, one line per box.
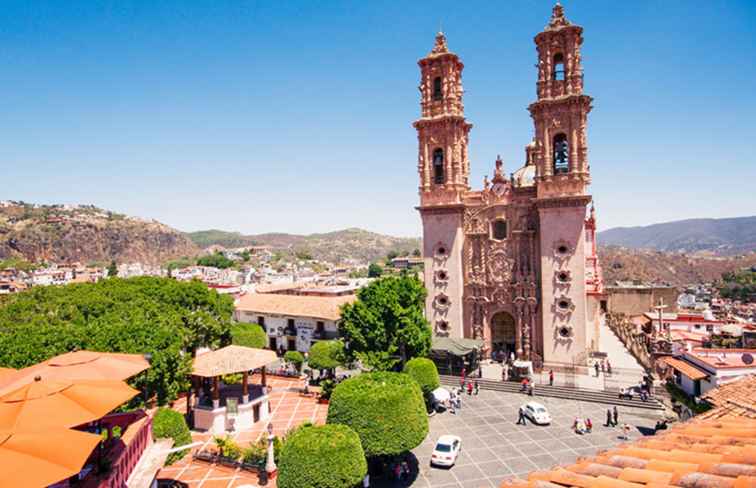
[415, 4, 606, 369]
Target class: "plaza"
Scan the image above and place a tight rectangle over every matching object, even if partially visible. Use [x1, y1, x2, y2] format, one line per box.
[403, 388, 663, 488]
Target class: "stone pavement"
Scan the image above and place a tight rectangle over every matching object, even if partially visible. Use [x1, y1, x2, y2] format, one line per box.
[393, 387, 663, 488]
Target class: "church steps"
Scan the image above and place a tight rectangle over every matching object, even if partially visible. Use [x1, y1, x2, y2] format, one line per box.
[439, 375, 665, 411]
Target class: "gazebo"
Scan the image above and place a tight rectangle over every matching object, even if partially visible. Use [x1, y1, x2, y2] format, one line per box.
[189, 345, 278, 434]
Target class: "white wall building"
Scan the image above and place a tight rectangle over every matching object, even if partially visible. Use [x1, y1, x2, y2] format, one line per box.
[662, 348, 756, 397]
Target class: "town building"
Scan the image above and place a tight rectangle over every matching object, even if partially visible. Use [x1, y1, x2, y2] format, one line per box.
[234, 293, 355, 352]
[661, 348, 756, 397]
[605, 281, 678, 315]
[415, 4, 605, 368]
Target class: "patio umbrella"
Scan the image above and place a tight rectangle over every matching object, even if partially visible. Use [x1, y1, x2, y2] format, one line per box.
[0, 350, 149, 396]
[0, 377, 139, 430]
[0, 427, 101, 488]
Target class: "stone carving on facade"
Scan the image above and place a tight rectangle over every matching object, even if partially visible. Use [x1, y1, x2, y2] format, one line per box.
[433, 293, 451, 313]
[463, 208, 487, 235]
[488, 246, 513, 285]
[434, 269, 450, 286]
[554, 269, 572, 287]
[433, 241, 450, 263]
[553, 295, 575, 317]
[430, 32, 449, 55]
[552, 239, 574, 261]
[435, 320, 450, 337]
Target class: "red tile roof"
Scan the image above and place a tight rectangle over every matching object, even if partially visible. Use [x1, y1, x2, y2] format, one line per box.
[660, 356, 709, 381]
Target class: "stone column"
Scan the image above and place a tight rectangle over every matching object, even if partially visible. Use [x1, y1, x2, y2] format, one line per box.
[242, 371, 249, 404]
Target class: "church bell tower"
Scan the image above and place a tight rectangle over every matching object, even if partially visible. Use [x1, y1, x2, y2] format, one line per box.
[531, 3, 595, 367]
[414, 32, 472, 339]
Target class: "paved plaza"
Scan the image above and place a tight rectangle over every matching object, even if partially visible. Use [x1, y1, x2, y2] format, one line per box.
[398, 388, 664, 488]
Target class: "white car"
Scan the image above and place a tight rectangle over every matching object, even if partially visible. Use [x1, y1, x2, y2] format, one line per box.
[430, 435, 462, 467]
[521, 401, 551, 425]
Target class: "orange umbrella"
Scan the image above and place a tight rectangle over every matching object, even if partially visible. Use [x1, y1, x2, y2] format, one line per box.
[0, 427, 101, 488]
[0, 377, 140, 430]
[0, 351, 149, 396]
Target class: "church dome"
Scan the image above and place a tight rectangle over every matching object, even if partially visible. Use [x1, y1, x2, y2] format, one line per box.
[512, 163, 536, 187]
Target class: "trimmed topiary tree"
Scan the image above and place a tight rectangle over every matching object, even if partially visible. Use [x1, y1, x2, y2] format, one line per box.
[307, 340, 344, 373]
[277, 424, 367, 488]
[403, 357, 440, 397]
[152, 407, 192, 465]
[327, 371, 428, 458]
[230, 322, 267, 349]
[284, 350, 304, 372]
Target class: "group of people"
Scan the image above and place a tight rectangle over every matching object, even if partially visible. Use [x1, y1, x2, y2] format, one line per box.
[573, 417, 593, 434]
[593, 358, 613, 377]
[458, 368, 480, 396]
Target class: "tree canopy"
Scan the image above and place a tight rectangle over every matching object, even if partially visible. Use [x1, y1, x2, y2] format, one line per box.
[327, 371, 428, 458]
[0, 276, 235, 405]
[307, 340, 344, 371]
[196, 251, 234, 269]
[367, 263, 383, 278]
[230, 323, 267, 349]
[403, 357, 440, 397]
[339, 274, 431, 371]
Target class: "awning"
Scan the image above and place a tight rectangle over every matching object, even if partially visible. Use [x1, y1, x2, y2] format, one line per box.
[660, 356, 709, 381]
[192, 345, 278, 377]
[431, 336, 484, 357]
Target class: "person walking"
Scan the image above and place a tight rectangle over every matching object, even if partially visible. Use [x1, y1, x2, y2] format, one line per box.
[605, 408, 613, 427]
[622, 423, 631, 440]
[517, 406, 527, 425]
[594, 362, 600, 377]
[473, 380, 479, 395]
[600, 360, 605, 374]
[585, 418, 593, 433]
[521, 377, 529, 393]
[467, 381, 473, 396]
[613, 406, 619, 427]
[502, 367, 508, 382]
[548, 370, 554, 387]
[607, 360, 613, 375]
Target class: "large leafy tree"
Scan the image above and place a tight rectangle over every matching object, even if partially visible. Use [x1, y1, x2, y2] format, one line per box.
[0, 276, 235, 405]
[307, 340, 344, 374]
[339, 274, 431, 371]
[327, 372, 428, 458]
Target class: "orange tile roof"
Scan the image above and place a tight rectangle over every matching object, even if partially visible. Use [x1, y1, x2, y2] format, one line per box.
[699, 375, 756, 420]
[660, 356, 709, 381]
[235, 292, 355, 321]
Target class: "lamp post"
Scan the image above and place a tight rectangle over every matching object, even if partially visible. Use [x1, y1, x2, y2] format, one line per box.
[265, 422, 277, 477]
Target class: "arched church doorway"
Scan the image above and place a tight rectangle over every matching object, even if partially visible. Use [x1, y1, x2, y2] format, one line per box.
[491, 312, 517, 359]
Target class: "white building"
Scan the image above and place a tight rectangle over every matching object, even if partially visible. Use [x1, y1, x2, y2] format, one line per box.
[234, 293, 355, 353]
[662, 348, 756, 397]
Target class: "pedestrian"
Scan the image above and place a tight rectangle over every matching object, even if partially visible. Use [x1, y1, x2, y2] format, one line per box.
[613, 406, 619, 427]
[478, 364, 483, 378]
[521, 377, 529, 392]
[502, 367, 507, 382]
[517, 406, 526, 425]
[363, 473, 370, 488]
[467, 381, 473, 396]
[607, 360, 612, 375]
[401, 460, 409, 480]
[461, 367, 466, 381]
[473, 380, 479, 395]
[594, 362, 600, 377]
[549, 369, 554, 387]
[393, 463, 402, 480]
[605, 408, 613, 427]
[585, 418, 593, 433]
[600, 360, 605, 373]
[622, 423, 631, 440]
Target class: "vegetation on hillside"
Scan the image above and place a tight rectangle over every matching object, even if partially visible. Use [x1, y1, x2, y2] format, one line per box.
[719, 267, 756, 302]
[0, 276, 234, 405]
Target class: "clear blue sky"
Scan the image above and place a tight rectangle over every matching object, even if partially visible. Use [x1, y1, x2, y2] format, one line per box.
[2, 1, 755, 237]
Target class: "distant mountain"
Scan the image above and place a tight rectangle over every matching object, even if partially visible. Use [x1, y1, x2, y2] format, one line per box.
[0, 201, 199, 265]
[598, 216, 756, 255]
[186, 228, 421, 263]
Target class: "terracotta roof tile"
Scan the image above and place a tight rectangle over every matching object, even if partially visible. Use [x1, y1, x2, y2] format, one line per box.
[501, 389, 756, 488]
[660, 356, 709, 381]
[235, 292, 355, 321]
[700, 376, 756, 420]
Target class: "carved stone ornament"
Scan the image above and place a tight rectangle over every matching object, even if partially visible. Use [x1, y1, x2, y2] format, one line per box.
[434, 269, 450, 285]
[554, 269, 572, 286]
[488, 248, 513, 284]
[553, 239, 574, 259]
[553, 296, 575, 317]
[434, 293, 451, 312]
[435, 320, 450, 337]
[463, 208, 487, 235]
[433, 241, 450, 262]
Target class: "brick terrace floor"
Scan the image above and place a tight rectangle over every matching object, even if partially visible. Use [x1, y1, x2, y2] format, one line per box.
[156, 375, 328, 488]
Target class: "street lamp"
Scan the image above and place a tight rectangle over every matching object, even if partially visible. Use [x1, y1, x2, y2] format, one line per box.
[265, 422, 277, 477]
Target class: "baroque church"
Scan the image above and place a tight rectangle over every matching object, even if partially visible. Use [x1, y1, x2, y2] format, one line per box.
[415, 4, 606, 368]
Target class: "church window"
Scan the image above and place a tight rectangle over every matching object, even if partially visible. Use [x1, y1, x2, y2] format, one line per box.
[553, 133, 569, 174]
[553, 53, 565, 81]
[433, 148, 445, 184]
[492, 220, 507, 240]
[557, 271, 569, 283]
[433, 76, 443, 101]
[558, 299, 570, 310]
[558, 326, 571, 338]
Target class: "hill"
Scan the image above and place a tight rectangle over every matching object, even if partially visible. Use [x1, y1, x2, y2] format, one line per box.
[598, 216, 756, 255]
[0, 201, 199, 265]
[186, 228, 421, 263]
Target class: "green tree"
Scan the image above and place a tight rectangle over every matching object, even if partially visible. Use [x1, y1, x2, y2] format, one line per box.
[327, 372, 428, 458]
[153, 407, 192, 465]
[107, 260, 118, 277]
[284, 350, 304, 372]
[277, 424, 367, 488]
[367, 263, 383, 278]
[386, 250, 400, 262]
[412, 248, 421, 257]
[403, 357, 440, 398]
[196, 252, 234, 269]
[230, 323, 267, 349]
[307, 340, 344, 373]
[339, 274, 431, 371]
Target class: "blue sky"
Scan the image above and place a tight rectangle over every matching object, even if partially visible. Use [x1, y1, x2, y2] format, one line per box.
[2, 1, 754, 237]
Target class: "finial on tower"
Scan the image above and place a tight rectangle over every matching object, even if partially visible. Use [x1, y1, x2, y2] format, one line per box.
[547, 1, 571, 30]
[431, 31, 449, 55]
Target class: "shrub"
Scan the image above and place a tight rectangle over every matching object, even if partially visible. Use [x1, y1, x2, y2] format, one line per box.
[284, 351, 304, 372]
[403, 357, 440, 397]
[277, 424, 367, 488]
[319, 378, 336, 400]
[153, 408, 192, 465]
[242, 440, 267, 466]
[214, 436, 242, 460]
[230, 323, 267, 349]
[327, 372, 428, 457]
[307, 340, 344, 371]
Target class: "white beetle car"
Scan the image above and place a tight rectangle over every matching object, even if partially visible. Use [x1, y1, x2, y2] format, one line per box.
[430, 435, 462, 467]
[521, 401, 552, 425]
